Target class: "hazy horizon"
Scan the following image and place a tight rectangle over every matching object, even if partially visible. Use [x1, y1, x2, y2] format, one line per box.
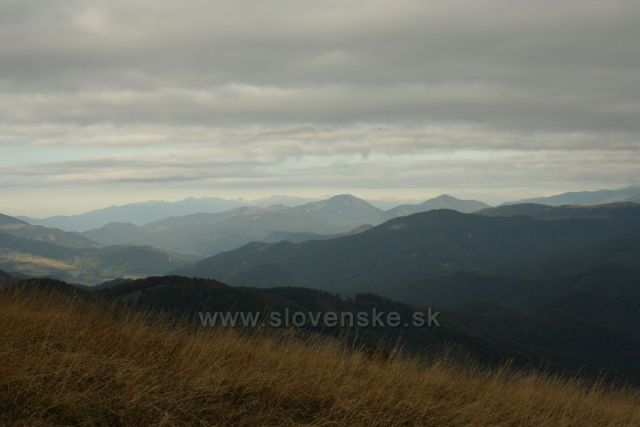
[4, 184, 640, 218]
[0, 187, 614, 218]
[5, 190, 462, 218]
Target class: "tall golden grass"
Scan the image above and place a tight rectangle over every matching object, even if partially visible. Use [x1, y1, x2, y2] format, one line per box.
[1, 287, 639, 426]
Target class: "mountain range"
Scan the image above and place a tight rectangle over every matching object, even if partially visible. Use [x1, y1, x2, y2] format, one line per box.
[20, 194, 487, 232]
[0, 194, 493, 282]
[15, 185, 640, 234]
[175, 203, 640, 294]
[4, 187, 640, 288]
[0, 213, 196, 284]
[80, 194, 490, 256]
[4, 186, 640, 385]
[20, 197, 249, 232]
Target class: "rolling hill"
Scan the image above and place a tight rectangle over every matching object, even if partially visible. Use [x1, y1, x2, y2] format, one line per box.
[175, 207, 640, 291]
[260, 224, 374, 243]
[0, 230, 196, 285]
[0, 213, 97, 249]
[378, 265, 640, 339]
[82, 222, 150, 246]
[0, 212, 201, 284]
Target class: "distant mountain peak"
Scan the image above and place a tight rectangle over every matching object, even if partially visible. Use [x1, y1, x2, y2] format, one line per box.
[327, 194, 373, 205]
[382, 195, 490, 220]
[294, 195, 383, 219]
[431, 194, 457, 201]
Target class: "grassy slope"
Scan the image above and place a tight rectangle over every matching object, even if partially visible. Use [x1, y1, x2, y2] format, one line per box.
[1, 288, 640, 426]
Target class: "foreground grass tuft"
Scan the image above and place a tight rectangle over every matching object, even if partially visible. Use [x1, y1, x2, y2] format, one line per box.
[1, 288, 639, 426]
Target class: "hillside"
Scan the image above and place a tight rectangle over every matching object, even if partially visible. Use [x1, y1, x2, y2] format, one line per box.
[0, 213, 97, 249]
[175, 208, 640, 290]
[1, 285, 639, 426]
[476, 203, 554, 217]
[373, 265, 640, 354]
[260, 224, 374, 243]
[0, 213, 26, 227]
[82, 222, 149, 246]
[97, 274, 640, 380]
[4, 272, 639, 382]
[0, 232, 195, 285]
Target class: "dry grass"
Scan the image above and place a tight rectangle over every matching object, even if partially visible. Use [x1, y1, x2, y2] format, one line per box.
[1, 288, 640, 426]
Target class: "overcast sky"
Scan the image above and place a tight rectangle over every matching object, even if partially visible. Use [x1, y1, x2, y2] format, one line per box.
[1, 0, 639, 216]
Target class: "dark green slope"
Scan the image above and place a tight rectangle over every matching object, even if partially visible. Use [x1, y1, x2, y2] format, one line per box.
[382, 265, 640, 336]
[175, 209, 640, 291]
[475, 203, 551, 217]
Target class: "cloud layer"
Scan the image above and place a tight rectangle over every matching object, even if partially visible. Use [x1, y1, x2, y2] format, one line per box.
[1, 0, 639, 214]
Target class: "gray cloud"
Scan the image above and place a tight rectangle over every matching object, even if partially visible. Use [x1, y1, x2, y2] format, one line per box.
[1, 0, 639, 213]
